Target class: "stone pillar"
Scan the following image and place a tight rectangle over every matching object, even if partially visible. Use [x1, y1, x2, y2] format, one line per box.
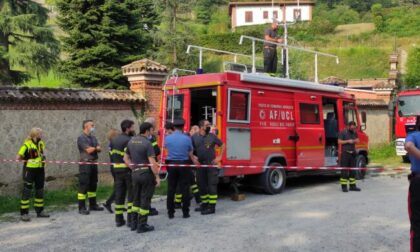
[388, 53, 399, 87]
[122, 59, 168, 125]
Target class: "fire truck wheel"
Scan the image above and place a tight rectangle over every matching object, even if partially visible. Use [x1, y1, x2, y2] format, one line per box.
[356, 155, 367, 180]
[260, 164, 286, 195]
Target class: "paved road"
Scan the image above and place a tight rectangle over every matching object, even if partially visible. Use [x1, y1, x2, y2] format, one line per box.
[0, 175, 410, 252]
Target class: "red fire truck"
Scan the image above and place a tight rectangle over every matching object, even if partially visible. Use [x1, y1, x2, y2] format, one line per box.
[159, 70, 369, 194]
[393, 89, 420, 162]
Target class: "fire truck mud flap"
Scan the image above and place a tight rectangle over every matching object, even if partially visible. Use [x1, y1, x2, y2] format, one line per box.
[259, 163, 286, 194]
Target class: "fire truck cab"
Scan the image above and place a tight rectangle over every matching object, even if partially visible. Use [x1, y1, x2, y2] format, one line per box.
[160, 71, 369, 194]
[392, 89, 420, 162]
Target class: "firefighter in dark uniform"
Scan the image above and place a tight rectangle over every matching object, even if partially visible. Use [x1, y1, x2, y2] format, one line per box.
[192, 119, 225, 215]
[144, 117, 161, 216]
[338, 121, 361, 192]
[17, 128, 50, 221]
[110, 120, 136, 227]
[405, 116, 420, 252]
[165, 118, 199, 219]
[124, 122, 160, 233]
[263, 20, 283, 74]
[77, 120, 104, 215]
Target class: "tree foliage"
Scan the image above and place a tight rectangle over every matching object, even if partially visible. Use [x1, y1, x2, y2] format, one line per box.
[0, 0, 59, 85]
[406, 47, 420, 88]
[56, 0, 158, 88]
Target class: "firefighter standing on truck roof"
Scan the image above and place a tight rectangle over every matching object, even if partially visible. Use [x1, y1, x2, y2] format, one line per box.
[110, 120, 135, 227]
[165, 118, 199, 219]
[405, 116, 420, 252]
[17, 127, 50, 222]
[124, 122, 160, 233]
[338, 121, 361, 192]
[144, 117, 160, 216]
[192, 119, 225, 215]
[77, 120, 104, 215]
[263, 19, 283, 74]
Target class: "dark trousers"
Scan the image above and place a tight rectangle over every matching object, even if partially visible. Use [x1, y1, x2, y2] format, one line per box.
[409, 175, 420, 252]
[78, 164, 98, 209]
[175, 169, 200, 204]
[114, 169, 133, 216]
[131, 170, 155, 217]
[166, 160, 191, 215]
[106, 166, 116, 205]
[198, 166, 219, 206]
[340, 152, 357, 186]
[21, 167, 45, 215]
[264, 47, 277, 73]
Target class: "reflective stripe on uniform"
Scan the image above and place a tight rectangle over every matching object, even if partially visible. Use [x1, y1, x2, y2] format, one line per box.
[132, 206, 139, 213]
[175, 194, 182, 203]
[349, 178, 357, 185]
[200, 194, 209, 203]
[19, 140, 45, 168]
[110, 149, 125, 156]
[340, 178, 348, 185]
[87, 192, 96, 198]
[113, 163, 128, 168]
[139, 208, 150, 216]
[127, 202, 133, 213]
[191, 184, 199, 194]
[209, 195, 218, 204]
[34, 198, 44, 207]
[78, 193, 87, 200]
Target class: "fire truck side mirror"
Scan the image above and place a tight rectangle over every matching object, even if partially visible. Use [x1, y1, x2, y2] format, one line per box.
[361, 111, 367, 124]
[388, 100, 395, 116]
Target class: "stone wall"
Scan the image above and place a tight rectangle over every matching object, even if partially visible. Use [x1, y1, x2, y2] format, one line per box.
[358, 107, 391, 146]
[0, 105, 143, 196]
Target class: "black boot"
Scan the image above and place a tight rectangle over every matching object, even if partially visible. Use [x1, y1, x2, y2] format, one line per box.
[201, 204, 215, 215]
[36, 208, 50, 218]
[194, 193, 201, 205]
[349, 185, 361, 191]
[78, 200, 90, 215]
[137, 215, 154, 233]
[115, 214, 126, 227]
[126, 213, 132, 228]
[103, 202, 113, 214]
[195, 203, 208, 212]
[149, 207, 159, 216]
[89, 197, 104, 211]
[130, 213, 138, 231]
[341, 185, 348, 192]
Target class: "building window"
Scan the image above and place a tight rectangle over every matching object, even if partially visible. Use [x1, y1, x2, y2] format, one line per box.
[263, 11, 268, 19]
[245, 11, 253, 23]
[294, 9, 302, 21]
[228, 89, 251, 123]
[273, 11, 278, 19]
[300, 103, 320, 124]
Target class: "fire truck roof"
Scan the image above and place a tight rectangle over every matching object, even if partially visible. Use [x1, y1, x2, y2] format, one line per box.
[165, 72, 345, 94]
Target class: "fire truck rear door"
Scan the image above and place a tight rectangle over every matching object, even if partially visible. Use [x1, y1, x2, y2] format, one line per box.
[294, 93, 325, 167]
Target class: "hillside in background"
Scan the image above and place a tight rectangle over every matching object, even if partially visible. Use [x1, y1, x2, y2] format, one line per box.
[21, 0, 420, 88]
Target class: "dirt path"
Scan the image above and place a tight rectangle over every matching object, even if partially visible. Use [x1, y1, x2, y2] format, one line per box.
[0, 175, 409, 252]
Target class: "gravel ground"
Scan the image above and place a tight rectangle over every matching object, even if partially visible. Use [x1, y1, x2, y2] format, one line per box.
[0, 175, 410, 252]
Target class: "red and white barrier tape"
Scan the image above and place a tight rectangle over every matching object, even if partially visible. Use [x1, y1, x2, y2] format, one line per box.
[0, 158, 400, 172]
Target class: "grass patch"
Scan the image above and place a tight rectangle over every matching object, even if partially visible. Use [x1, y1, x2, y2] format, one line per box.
[369, 142, 402, 167]
[0, 180, 167, 215]
[335, 23, 375, 36]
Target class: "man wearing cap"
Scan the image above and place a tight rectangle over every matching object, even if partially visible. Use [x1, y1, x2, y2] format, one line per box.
[164, 118, 199, 219]
[264, 20, 283, 74]
[405, 116, 420, 251]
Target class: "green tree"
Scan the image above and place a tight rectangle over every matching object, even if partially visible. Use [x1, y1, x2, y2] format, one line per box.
[406, 47, 420, 87]
[371, 4, 385, 32]
[56, 0, 158, 88]
[0, 0, 59, 85]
